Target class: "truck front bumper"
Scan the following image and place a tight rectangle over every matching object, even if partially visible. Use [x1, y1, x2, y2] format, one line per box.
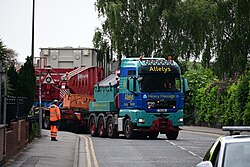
[119, 109, 183, 133]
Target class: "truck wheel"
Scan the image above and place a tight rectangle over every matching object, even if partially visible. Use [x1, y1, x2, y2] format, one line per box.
[107, 118, 119, 138]
[166, 131, 179, 140]
[148, 132, 159, 139]
[89, 117, 98, 137]
[98, 117, 107, 137]
[124, 118, 136, 139]
[43, 116, 50, 130]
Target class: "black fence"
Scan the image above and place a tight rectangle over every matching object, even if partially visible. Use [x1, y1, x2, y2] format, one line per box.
[0, 96, 29, 127]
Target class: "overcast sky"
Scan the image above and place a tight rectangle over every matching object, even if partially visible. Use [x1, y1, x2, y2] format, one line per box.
[0, 0, 102, 62]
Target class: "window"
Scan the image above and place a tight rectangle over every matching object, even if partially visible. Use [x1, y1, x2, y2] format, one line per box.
[139, 73, 181, 92]
[223, 142, 250, 167]
[128, 70, 136, 76]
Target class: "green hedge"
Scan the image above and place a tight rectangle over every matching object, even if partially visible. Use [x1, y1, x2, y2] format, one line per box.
[184, 68, 250, 126]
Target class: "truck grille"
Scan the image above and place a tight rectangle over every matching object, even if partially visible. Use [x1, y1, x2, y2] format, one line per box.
[146, 100, 176, 109]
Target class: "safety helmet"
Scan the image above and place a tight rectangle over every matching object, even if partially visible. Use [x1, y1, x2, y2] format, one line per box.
[53, 99, 58, 104]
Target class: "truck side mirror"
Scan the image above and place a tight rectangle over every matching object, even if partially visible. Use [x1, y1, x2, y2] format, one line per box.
[127, 77, 137, 93]
[183, 78, 188, 92]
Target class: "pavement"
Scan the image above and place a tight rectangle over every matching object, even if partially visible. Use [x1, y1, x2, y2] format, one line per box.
[182, 125, 226, 136]
[2, 129, 79, 167]
[2, 126, 226, 167]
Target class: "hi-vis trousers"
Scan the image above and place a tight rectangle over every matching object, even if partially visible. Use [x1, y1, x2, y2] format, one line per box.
[50, 121, 59, 139]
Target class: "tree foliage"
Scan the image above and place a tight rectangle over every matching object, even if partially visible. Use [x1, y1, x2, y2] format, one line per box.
[183, 62, 217, 124]
[214, 0, 250, 78]
[191, 69, 250, 126]
[1, 39, 36, 115]
[0, 39, 8, 67]
[94, 0, 249, 77]
[7, 65, 18, 95]
[16, 56, 36, 110]
[0, 39, 18, 70]
[0, 39, 19, 95]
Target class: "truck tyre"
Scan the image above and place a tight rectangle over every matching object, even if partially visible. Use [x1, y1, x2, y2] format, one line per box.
[98, 117, 107, 137]
[124, 118, 136, 139]
[148, 132, 159, 139]
[89, 117, 98, 137]
[166, 131, 179, 140]
[107, 118, 119, 138]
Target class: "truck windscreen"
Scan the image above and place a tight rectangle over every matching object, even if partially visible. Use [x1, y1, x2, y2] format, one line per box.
[139, 73, 181, 92]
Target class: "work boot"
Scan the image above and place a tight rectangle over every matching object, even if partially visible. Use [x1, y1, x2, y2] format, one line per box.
[51, 137, 58, 141]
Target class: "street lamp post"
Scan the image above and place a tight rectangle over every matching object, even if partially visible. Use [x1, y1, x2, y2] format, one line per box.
[39, 71, 42, 136]
[0, 63, 2, 123]
[31, 0, 42, 136]
[31, 0, 35, 59]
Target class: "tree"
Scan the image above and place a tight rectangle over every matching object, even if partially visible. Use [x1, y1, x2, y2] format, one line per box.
[16, 56, 36, 111]
[95, 0, 217, 61]
[93, 29, 110, 63]
[0, 39, 8, 68]
[94, 0, 249, 78]
[0, 39, 19, 95]
[95, 0, 173, 61]
[7, 65, 18, 95]
[214, 0, 250, 78]
[0, 39, 18, 70]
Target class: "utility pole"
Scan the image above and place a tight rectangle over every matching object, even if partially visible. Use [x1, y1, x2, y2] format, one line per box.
[31, 0, 42, 136]
[0, 64, 6, 126]
[39, 71, 42, 136]
[0, 63, 2, 123]
[31, 0, 35, 59]
[3, 72, 7, 126]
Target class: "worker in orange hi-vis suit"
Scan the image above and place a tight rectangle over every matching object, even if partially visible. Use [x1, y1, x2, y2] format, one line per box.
[49, 100, 61, 141]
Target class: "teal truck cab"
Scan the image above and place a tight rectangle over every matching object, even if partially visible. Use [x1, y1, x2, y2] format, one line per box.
[88, 57, 188, 139]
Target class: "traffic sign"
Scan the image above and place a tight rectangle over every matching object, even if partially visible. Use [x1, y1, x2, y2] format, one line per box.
[43, 73, 54, 84]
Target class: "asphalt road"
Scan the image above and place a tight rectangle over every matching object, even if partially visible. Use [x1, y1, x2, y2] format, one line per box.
[78, 130, 219, 167]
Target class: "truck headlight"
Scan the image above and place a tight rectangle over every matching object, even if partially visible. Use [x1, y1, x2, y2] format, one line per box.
[147, 102, 155, 109]
[138, 118, 145, 124]
[178, 118, 183, 123]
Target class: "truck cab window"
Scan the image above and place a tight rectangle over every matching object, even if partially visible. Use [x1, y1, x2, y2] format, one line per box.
[140, 74, 181, 92]
[128, 70, 136, 76]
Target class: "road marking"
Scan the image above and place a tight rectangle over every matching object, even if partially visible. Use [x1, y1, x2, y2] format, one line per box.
[86, 137, 92, 167]
[178, 146, 187, 151]
[81, 135, 99, 167]
[188, 151, 203, 159]
[86, 136, 99, 167]
[168, 141, 176, 146]
[82, 136, 91, 167]
[166, 140, 203, 159]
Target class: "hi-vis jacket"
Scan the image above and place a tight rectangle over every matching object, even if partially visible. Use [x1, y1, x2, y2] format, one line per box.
[49, 104, 61, 121]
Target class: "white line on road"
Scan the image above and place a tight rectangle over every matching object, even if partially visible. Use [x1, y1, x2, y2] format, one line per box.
[168, 141, 176, 146]
[178, 145, 187, 151]
[166, 140, 203, 160]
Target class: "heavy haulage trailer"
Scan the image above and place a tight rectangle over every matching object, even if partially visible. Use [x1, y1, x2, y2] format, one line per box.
[88, 57, 188, 139]
[33, 47, 104, 133]
[34, 48, 188, 139]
